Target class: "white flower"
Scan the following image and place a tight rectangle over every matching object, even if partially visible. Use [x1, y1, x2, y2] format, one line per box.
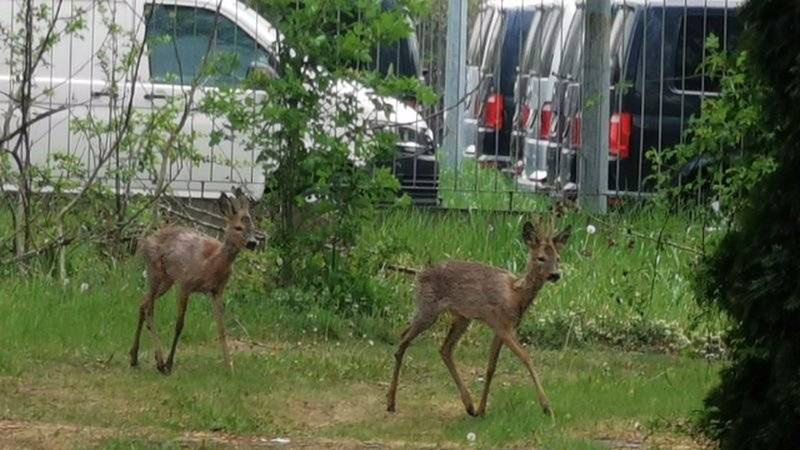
[586, 224, 597, 235]
[466, 432, 476, 442]
[368, 340, 374, 346]
[305, 194, 318, 203]
[79, 283, 89, 293]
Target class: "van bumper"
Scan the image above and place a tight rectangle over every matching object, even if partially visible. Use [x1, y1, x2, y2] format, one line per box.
[393, 153, 439, 205]
[462, 117, 478, 159]
[476, 127, 512, 165]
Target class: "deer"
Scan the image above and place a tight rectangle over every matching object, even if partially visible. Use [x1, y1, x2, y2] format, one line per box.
[129, 188, 259, 374]
[386, 218, 571, 418]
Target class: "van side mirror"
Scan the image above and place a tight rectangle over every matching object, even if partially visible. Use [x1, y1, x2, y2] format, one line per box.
[248, 62, 278, 80]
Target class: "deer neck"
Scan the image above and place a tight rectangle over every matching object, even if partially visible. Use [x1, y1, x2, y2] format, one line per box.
[209, 239, 240, 271]
[514, 258, 546, 313]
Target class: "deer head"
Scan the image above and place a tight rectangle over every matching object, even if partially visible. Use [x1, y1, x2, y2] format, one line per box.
[218, 188, 258, 251]
[522, 219, 571, 283]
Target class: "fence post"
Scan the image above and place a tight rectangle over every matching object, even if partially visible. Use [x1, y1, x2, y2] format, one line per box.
[579, 0, 610, 214]
[442, 0, 467, 170]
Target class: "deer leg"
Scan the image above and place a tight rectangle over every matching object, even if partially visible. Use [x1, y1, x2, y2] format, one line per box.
[143, 282, 171, 373]
[212, 293, 233, 373]
[476, 335, 503, 416]
[163, 287, 190, 374]
[440, 315, 475, 416]
[387, 310, 438, 413]
[129, 293, 151, 367]
[496, 329, 553, 417]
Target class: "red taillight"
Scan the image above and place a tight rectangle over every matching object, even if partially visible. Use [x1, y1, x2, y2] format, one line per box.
[570, 112, 581, 149]
[483, 94, 505, 130]
[609, 112, 632, 159]
[519, 104, 531, 128]
[539, 102, 552, 139]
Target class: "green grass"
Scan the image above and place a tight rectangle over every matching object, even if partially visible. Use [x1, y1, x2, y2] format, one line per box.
[0, 196, 724, 448]
[439, 159, 547, 211]
[0, 271, 717, 449]
[363, 205, 726, 348]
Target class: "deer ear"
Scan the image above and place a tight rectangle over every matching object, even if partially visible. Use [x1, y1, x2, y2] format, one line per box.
[232, 186, 253, 211]
[218, 193, 235, 217]
[554, 225, 572, 248]
[522, 221, 537, 246]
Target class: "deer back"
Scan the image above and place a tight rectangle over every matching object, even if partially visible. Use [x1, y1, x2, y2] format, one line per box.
[140, 225, 226, 287]
[418, 261, 519, 322]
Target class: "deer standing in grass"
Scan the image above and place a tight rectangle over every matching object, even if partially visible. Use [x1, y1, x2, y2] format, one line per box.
[387, 218, 571, 417]
[129, 189, 259, 374]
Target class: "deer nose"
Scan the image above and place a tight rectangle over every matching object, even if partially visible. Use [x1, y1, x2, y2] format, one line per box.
[245, 239, 258, 250]
[548, 273, 561, 282]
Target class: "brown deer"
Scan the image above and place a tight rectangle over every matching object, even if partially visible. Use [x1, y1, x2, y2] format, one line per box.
[129, 188, 259, 374]
[387, 218, 571, 417]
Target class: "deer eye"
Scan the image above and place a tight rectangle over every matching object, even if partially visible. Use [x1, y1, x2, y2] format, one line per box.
[234, 226, 244, 232]
[537, 256, 547, 263]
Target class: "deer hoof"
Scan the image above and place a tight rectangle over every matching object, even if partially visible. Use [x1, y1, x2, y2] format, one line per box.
[157, 362, 172, 375]
[387, 403, 396, 413]
[542, 404, 554, 418]
[466, 405, 477, 417]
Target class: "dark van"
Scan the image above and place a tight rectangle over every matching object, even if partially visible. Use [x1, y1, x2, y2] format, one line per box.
[472, 1, 539, 165]
[533, 0, 742, 194]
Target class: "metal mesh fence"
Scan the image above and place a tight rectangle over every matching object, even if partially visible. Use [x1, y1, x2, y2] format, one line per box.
[0, 0, 742, 210]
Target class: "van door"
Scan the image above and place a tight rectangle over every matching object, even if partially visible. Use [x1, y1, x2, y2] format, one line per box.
[1, 0, 137, 192]
[137, 1, 274, 198]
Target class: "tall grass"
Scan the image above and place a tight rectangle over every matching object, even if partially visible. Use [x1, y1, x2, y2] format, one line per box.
[366, 206, 721, 328]
[1, 194, 725, 355]
[439, 159, 547, 211]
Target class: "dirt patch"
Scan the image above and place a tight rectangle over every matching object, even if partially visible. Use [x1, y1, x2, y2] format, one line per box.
[277, 382, 387, 430]
[581, 429, 711, 450]
[0, 419, 456, 450]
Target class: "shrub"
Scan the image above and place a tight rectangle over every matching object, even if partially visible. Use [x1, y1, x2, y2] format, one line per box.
[694, 2, 800, 448]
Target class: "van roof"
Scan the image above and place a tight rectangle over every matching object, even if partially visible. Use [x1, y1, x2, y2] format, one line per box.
[580, 0, 744, 7]
[482, 0, 545, 11]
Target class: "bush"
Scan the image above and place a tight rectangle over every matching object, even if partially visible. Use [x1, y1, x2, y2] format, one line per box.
[694, 2, 800, 448]
[650, 37, 777, 221]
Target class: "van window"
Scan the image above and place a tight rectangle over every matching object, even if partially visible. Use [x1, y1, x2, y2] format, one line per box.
[520, 7, 562, 77]
[609, 6, 635, 84]
[674, 11, 739, 93]
[468, 9, 495, 66]
[492, 8, 536, 95]
[558, 9, 583, 80]
[538, 8, 563, 76]
[480, 10, 505, 74]
[145, 4, 270, 86]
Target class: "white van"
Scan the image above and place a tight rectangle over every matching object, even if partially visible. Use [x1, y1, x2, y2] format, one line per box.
[0, 0, 437, 201]
[512, 0, 577, 189]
